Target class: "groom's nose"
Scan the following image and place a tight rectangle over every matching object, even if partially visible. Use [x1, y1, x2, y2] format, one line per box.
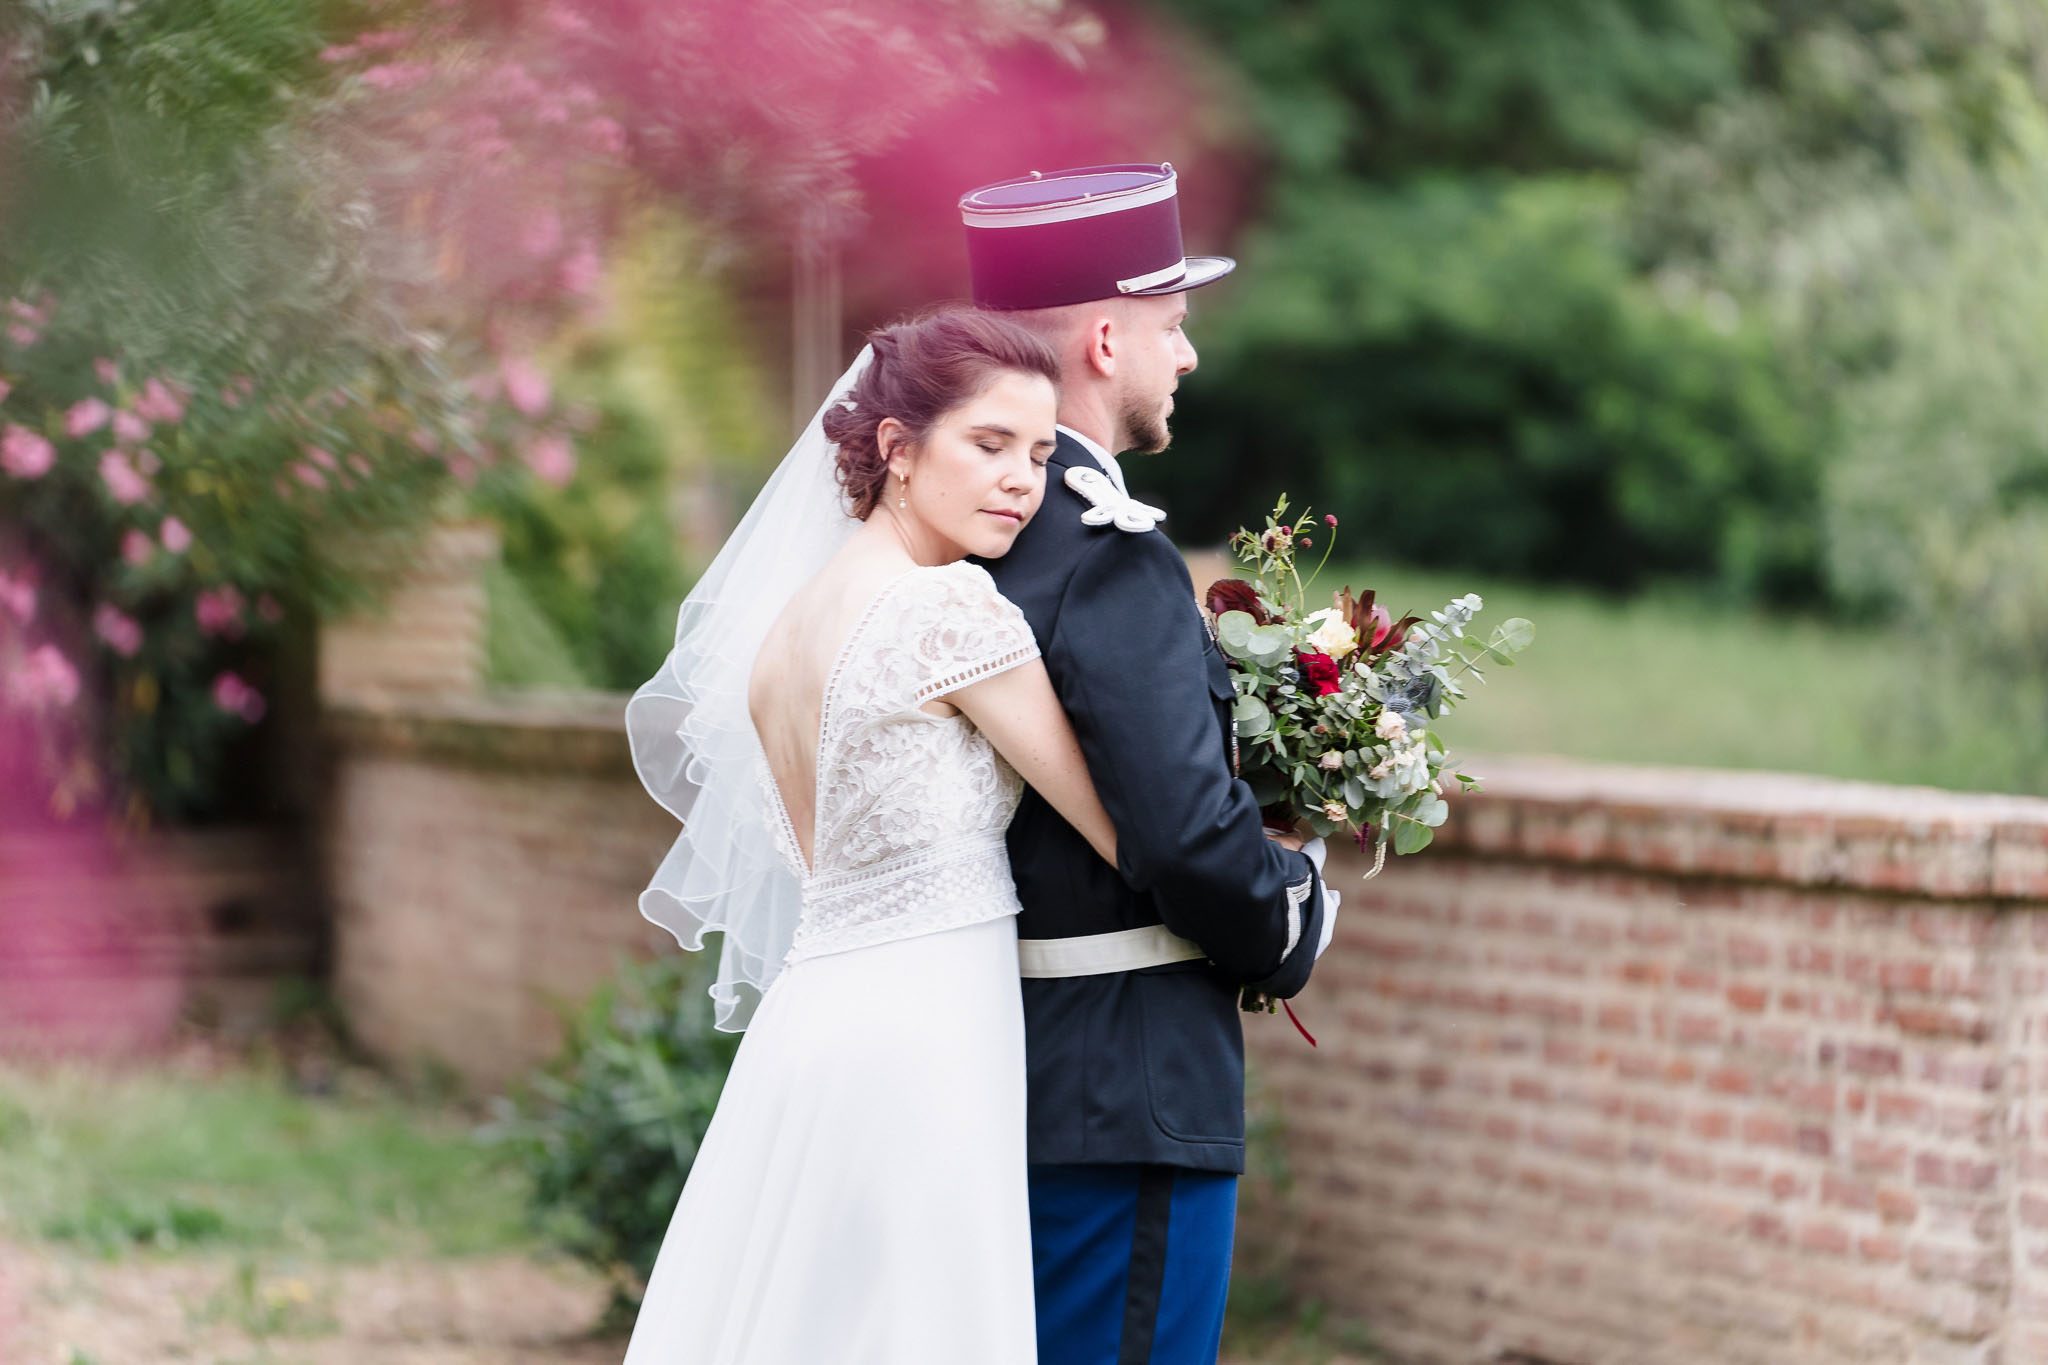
[1175, 332, 1198, 375]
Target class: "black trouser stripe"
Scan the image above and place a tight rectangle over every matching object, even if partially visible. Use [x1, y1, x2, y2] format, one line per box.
[1118, 1166, 1176, 1365]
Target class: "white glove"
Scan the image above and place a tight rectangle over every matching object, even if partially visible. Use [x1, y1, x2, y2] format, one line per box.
[1299, 838, 1340, 958]
[1317, 881, 1341, 958]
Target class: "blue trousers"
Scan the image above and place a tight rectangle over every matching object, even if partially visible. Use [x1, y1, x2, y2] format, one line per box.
[1028, 1163, 1238, 1364]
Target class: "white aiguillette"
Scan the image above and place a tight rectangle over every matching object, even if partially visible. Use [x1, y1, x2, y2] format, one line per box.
[1065, 465, 1165, 534]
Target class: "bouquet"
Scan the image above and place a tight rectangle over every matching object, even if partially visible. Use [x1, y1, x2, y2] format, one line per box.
[1205, 496, 1533, 877]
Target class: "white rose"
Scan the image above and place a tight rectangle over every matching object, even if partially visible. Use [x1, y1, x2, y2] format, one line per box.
[1318, 751, 1344, 771]
[1321, 800, 1348, 823]
[1374, 710, 1408, 742]
[1303, 608, 1359, 660]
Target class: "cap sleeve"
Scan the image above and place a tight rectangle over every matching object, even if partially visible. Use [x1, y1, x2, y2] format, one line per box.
[903, 563, 1040, 705]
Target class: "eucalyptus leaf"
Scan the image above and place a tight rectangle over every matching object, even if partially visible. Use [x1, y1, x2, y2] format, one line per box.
[1393, 820, 1434, 855]
[1233, 693, 1272, 738]
[1493, 618, 1535, 654]
[1217, 610, 1257, 656]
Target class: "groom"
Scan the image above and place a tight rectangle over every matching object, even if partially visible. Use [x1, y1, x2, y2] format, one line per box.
[962, 164, 1333, 1362]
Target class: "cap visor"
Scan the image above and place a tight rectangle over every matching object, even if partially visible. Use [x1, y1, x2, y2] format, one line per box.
[1126, 255, 1235, 296]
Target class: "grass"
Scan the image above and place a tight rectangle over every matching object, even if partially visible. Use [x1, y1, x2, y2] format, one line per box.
[0, 1059, 535, 1263]
[1297, 559, 2048, 795]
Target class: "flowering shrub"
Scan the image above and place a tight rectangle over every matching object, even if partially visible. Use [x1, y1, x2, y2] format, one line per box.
[0, 2, 617, 821]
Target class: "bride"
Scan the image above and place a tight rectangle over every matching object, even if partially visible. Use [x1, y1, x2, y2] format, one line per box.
[621, 310, 1116, 1362]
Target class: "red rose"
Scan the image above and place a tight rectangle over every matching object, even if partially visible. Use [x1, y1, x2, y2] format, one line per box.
[1206, 578, 1271, 625]
[1296, 650, 1342, 697]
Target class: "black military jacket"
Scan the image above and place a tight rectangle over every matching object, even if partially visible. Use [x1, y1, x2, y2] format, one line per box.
[980, 431, 1324, 1173]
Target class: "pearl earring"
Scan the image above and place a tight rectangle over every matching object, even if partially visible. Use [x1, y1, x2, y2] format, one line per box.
[897, 472, 907, 510]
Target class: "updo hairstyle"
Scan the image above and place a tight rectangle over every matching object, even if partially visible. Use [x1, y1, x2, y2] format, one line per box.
[822, 309, 1060, 519]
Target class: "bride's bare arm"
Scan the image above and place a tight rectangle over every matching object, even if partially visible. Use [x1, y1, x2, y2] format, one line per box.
[946, 661, 1117, 868]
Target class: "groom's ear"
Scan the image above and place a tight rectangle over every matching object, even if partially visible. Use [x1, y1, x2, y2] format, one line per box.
[1085, 313, 1117, 380]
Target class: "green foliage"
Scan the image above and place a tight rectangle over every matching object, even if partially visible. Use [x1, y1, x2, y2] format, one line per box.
[1174, 175, 1820, 598]
[1170, 0, 1752, 177]
[1824, 154, 2048, 676]
[477, 215, 781, 692]
[480, 399, 689, 692]
[491, 952, 739, 1297]
[1159, 0, 1820, 602]
[1625, 0, 2048, 678]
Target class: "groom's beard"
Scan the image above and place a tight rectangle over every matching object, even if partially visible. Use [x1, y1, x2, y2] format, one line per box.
[1123, 396, 1170, 455]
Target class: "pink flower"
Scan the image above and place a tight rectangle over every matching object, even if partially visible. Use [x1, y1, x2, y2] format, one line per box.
[543, 2, 594, 36]
[583, 116, 626, 157]
[292, 462, 328, 491]
[519, 208, 564, 259]
[93, 604, 143, 658]
[559, 244, 602, 297]
[319, 42, 360, 63]
[303, 444, 338, 471]
[5, 324, 38, 349]
[523, 433, 576, 487]
[0, 379, 12, 405]
[220, 374, 254, 408]
[134, 449, 161, 476]
[348, 453, 373, 479]
[5, 297, 48, 325]
[133, 377, 186, 424]
[195, 586, 246, 638]
[9, 644, 79, 711]
[111, 410, 150, 445]
[0, 570, 35, 623]
[93, 357, 120, 387]
[121, 529, 154, 566]
[211, 671, 266, 724]
[98, 450, 150, 505]
[358, 62, 429, 92]
[65, 397, 111, 437]
[1, 424, 55, 479]
[500, 356, 550, 416]
[159, 516, 192, 554]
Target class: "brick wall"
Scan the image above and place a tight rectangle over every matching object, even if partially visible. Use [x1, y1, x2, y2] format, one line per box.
[0, 826, 319, 1053]
[323, 688, 2048, 1362]
[323, 693, 676, 1091]
[1246, 756, 2048, 1364]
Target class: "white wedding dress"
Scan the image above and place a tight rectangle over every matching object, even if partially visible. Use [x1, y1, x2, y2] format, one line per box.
[622, 561, 1042, 1364]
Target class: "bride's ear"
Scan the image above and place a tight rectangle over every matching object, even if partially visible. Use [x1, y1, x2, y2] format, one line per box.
[878, 417, 914, 479]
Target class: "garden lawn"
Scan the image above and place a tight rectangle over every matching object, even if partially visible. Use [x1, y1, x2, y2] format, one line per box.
[1305, 560, 2048, 796]
[0, 1056, 621, 1363]
[0, 1059, 531, 1262]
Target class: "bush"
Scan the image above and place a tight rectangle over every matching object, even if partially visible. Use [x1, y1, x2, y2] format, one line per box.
[491, 951, 739, 1303]
[1824, 154, 2048, 676]
[1171, 176, 1822, 601]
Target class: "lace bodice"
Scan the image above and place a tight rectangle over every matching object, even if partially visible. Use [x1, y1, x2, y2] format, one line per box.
[759, 562, 1040, 962]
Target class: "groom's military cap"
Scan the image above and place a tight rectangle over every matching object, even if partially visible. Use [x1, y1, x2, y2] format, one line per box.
[959, 163, 1235, 311]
